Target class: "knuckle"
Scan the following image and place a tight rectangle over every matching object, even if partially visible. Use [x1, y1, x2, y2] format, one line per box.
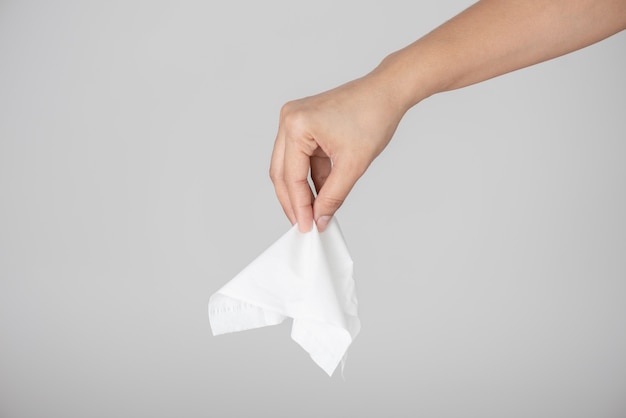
[269, 167, 281, 183]
[284, 111, 308, 134]
[280, 102, 309, 134]
[318, 195, 344, 212]
[269, 162, 286, 184]
[292, 177, 312, 189]
[279, 101, 295, 118]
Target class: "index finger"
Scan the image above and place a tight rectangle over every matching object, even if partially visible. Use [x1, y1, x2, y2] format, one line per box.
[270, 129, 297, 225]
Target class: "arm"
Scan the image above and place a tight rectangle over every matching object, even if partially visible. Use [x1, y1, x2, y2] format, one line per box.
[270, 0, 626, 232]
[379, 0, 626, 109]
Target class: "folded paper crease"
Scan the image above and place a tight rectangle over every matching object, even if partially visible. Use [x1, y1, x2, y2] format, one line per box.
[208, 218, 360, 376]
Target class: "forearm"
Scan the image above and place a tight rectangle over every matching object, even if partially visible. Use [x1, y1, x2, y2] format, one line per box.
[374, 0, 626, 112]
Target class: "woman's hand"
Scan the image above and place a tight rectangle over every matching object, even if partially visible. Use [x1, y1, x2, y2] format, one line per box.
[270, 0, 626, 232]
[270, 71, 408, 232]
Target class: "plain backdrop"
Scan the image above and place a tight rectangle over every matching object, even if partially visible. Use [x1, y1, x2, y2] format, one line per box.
[1, 1, 625, 417]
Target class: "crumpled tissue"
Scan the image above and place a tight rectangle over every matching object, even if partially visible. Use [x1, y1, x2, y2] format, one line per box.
[208, 218, 360, 376]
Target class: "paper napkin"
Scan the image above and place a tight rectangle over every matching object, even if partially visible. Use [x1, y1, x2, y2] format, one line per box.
[208, 218, 360, 376]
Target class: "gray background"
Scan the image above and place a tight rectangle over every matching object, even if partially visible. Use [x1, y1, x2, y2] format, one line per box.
[1, 1, 625, 417]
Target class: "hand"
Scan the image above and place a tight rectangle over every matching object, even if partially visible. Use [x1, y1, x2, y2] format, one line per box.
[270, 71, 407, 232]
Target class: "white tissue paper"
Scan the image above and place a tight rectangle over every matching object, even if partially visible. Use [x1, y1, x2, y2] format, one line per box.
[208, 218, 360, 376]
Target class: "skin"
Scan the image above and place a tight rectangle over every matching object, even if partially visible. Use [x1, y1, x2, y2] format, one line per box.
[270, 0, 626, 233]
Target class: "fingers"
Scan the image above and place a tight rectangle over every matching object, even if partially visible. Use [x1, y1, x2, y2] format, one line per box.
[271, 103, 318, 232]
[272, 128, 363, 232]
[271, 100, 370, 233]
[313, 156, 365, 232]
[269, 130, 297, 225]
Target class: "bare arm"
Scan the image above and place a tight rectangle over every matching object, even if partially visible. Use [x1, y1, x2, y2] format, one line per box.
[270, 0, 626, 232]
[380, 0, 626, 109]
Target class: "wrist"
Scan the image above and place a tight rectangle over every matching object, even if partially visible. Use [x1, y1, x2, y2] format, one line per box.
[369, 47, 439, 114]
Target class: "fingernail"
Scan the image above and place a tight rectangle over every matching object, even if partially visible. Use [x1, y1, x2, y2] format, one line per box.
[316, 215, 332, 232]
[298, 223, 310, 233]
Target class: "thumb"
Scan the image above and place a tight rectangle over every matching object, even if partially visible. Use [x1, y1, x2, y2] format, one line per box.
[313, 159, 364, 232]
